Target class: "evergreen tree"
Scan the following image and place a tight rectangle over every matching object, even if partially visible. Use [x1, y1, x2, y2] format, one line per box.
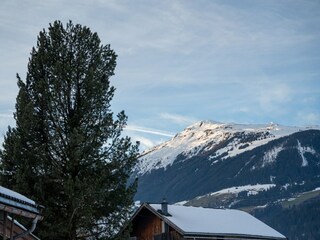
[0, 20, 139, 240]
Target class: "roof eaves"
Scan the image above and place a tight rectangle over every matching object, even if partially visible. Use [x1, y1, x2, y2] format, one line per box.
[183, 232, 287, 240]
[0, 193, 43, 219]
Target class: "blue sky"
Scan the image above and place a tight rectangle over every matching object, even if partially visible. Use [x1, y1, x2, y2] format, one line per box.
[1, 0, 320, 150]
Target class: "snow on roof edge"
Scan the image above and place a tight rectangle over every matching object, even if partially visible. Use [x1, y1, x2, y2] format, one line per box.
[0, 186, 43, 216]
[148, 204, 286, 239]
[0, 186, 35, 205]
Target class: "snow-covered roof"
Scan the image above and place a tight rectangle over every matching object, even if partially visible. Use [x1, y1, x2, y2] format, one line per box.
[0, 186, 42, 216]
[146, 204, 286, 239]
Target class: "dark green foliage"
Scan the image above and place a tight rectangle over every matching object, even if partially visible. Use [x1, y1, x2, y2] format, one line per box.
[254, 198, 320, 240]
[0, 20, 139, 240]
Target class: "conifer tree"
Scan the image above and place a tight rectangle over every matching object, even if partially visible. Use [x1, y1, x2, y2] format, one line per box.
[0, 20, 139, 240]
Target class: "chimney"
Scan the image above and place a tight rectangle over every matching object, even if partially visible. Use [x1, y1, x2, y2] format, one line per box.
[161, 198, 168, 216]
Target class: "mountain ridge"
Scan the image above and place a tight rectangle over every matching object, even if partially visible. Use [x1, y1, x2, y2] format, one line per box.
[135, 120, 318, 175]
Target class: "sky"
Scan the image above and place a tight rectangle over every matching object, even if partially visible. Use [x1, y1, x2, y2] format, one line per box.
[1, 0, 320, 151]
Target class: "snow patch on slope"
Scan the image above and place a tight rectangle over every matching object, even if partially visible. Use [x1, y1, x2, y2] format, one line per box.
[183, 184, 276, 206]
[214, 134, 270, 160]
[208, 184, 276, 197]
[297, 140, 316, 167]
[262, 145, 284, 167]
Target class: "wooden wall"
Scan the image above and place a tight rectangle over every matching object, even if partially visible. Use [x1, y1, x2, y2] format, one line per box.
[131, 208, 162, 240]
[0, 218, 38, 240]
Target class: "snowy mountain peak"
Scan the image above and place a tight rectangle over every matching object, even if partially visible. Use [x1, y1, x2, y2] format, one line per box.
[185, 120, 223, 130]
[135, 121, 315, 175]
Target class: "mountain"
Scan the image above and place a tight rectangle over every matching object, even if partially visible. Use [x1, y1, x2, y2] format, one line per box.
[133, 121, 320, 240]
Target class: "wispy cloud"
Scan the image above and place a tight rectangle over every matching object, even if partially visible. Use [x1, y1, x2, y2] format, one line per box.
[125, 125, 175, 138]
[123, 125, 174, 151]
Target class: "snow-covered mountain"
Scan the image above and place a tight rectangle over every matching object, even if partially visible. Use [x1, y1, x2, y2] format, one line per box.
[135, 120, 313, 175]
[132, 120, 320, 240]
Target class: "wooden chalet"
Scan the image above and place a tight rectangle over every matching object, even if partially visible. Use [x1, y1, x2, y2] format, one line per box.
[0, 186, 43, 240]
[127, 201, 287, 240]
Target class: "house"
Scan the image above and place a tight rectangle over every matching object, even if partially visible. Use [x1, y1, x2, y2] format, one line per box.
[0, 186, 44, 240]
[127, 201, 287, 240]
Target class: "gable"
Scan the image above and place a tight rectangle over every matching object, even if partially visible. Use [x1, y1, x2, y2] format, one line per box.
[131, 207, 163, 240]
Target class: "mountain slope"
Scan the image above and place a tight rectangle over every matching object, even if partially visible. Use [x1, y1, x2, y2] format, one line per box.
[132, 121, 320, 239]
[134, 121, 320, 202]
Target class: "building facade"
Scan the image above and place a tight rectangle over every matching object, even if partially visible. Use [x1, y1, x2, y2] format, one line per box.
[127, 202, 287, 240]
[0, 186, 43, 240]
